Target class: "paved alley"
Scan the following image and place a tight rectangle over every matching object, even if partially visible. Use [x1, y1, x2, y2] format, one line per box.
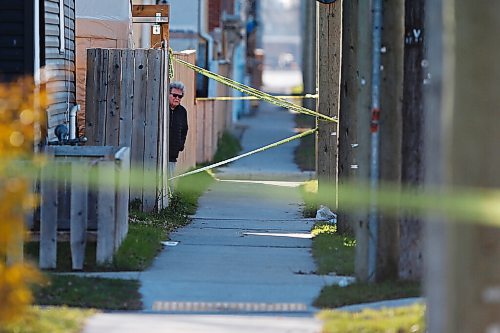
[83, 104, 334, 332]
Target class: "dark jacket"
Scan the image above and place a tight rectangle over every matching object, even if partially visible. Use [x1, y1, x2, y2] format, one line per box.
[169, 105, 188, 162]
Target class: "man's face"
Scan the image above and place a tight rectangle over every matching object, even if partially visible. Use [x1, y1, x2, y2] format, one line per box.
[169, 88, 183, 109]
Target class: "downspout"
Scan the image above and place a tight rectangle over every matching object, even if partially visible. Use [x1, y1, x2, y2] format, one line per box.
[69, 104, 80, 140]
[198, 0, 216, 96]
[34, 0, 43, 150]
[368, 0, 383, 282]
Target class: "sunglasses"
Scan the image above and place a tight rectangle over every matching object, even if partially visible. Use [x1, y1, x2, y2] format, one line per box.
[171, 93, 183, 99]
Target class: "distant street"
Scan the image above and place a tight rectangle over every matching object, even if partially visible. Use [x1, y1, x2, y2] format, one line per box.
[262, 69, 303, 94]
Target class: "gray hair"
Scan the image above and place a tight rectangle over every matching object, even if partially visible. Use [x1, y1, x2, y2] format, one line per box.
[169, 81, 185, 94]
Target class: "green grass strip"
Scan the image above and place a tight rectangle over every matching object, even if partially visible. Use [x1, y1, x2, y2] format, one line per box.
[34, 274, 142, 310]
[318, 304, 425, 333]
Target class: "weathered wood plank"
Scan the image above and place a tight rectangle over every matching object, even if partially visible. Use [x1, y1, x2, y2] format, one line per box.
[159, 49, 169, 209]
[104, 49, 121, 146]
[85, 48, 98, 144]
[96, 160, 116, 264]
[130, 50, 147, 205]
[119, 50, 134, 149]
[318, 2, 341, 208]
[95, 49, 109, 145]
[142, 49, 161, 212]
[70, 159, 89, 270]
[40, 148, 58, 269]
[196, 101, 205, 163]
[56, 160, 71, 230]
[52, 145, 115, 157]
[132, 5, 169, 18]
[114, 147, 130, 249]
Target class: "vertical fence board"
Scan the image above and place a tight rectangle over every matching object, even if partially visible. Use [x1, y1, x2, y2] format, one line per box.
[85, 49, 98, 144]
[159, 50, 169, 208]
[119, 50, 134, 149]
[104, 49, 122, 146]
[196, 101, 205, 163]
[173, 51, 197, 172]
[130, 50, 147, 204]
[95, 49, 109, 145]
[96, 160, 116, 264]
[40, 149, 57, 269]
[70, 159, 89, 270]
[56, 160, 71, 230]
[142, 49, 162, 211]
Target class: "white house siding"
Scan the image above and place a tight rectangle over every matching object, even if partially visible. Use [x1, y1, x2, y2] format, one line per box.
[44, 0, 76, 140]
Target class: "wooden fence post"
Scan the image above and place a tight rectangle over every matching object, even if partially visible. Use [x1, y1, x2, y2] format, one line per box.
[39, 148, 57, 269]
[70, 159, 89, 270]
[96, 160, 116, 265]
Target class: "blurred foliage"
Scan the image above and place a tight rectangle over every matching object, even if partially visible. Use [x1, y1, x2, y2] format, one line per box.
[2, 306, 93, 333]
[0, 79, 46, 325]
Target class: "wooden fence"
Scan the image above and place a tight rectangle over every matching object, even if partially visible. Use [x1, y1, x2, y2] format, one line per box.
[85, 48, 168, 212]
[171, 50, 197, 174]
[39, 146, 130, 269]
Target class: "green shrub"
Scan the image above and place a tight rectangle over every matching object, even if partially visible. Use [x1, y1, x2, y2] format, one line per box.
[212, 131, 242, 164]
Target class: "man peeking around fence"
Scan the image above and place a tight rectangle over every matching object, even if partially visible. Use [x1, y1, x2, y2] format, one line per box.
[168, 81, 188, 194]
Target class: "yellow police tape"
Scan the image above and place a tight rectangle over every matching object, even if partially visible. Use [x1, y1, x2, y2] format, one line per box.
[196, 94, 318, 101]
[168, 128, 317, 181]
[169, 49, 337, 123]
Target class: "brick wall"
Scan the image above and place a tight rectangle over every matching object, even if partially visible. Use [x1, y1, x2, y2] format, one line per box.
[208, 0, 235, 32]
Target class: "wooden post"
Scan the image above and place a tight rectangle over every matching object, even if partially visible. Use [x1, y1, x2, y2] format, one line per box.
[132, 5, 170, 49]
[70, 159, 89, 270]
[317, 1, 342, 212]
[354, 0, 373, 282]
[39, 148, 57, 269]
[96, 160, 116, 265]
[425, 0, 500, 332]
[376, 0, 403, 282]
[337, 0, 359, 236]
[399, 0, 426, 281]
[142, 49, 162, 212]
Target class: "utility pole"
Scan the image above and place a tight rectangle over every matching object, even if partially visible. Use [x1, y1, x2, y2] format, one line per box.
[375, 0, 403, 282]
[354, 0, 373, 282]
[317, 0, 342, 219]
[301, 0, 316, 112]
[399, 0, 425, 281]
[336, 0, 358, 236]
[425, 0, 500, 332]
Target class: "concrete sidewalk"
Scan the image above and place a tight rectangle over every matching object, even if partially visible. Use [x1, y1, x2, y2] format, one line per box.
[81, 105, 420, 332]
[82, 105, 329, 332]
